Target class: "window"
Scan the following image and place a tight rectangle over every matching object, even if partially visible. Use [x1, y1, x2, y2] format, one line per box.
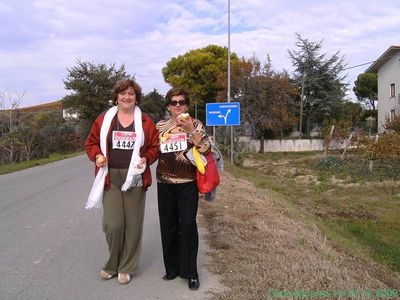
[390, 83, 395, 98]
[390, 109, 396, 121]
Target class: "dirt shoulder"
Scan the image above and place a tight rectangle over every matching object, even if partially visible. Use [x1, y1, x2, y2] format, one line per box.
[199, 170, 400, 299]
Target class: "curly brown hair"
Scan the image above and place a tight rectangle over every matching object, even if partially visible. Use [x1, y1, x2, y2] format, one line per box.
[112, 79, 142, 105]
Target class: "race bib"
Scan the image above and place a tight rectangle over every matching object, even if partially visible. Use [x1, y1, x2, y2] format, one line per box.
[112, 131, 136, 150]
[160, 133, 188, 153]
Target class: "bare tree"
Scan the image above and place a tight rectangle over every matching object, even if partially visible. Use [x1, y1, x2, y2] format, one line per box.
[238, 56, 296, 153]
[0, 90, 26, 164]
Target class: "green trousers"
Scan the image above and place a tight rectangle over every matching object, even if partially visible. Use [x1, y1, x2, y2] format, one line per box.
[102, 168, 146, 276]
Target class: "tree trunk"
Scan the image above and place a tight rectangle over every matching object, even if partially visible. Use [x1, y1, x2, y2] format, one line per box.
[324, 125, 335, 157]
[306, 116, 311, 138]
[259, 136, 265, 154]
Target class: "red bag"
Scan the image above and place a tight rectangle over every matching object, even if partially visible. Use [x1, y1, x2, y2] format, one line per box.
[197, 152, 220, 194]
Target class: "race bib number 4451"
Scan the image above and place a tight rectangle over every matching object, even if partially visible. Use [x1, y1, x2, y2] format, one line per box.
[160, 133, 187, 153]
[112, 131, 136, 150]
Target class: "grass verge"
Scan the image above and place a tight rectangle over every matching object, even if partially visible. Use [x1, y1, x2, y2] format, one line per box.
[0, 151, 84, 175]
[199, 160, 400, 300]
[229, 152, 400, 274]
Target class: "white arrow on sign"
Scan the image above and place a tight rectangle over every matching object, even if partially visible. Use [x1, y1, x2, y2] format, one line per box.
[218, 109, 231, 124]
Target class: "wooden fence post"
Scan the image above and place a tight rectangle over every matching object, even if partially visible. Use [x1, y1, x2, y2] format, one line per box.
[324, 125, 335, 157]
[341, 133, 353, 160]
[368, 135, 379, 172]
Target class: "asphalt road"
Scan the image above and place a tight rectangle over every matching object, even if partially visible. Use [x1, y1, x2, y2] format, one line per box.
[0, 155, 221, 300]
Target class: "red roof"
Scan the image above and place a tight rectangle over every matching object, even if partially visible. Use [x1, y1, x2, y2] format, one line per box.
[16, 101, 63, 113]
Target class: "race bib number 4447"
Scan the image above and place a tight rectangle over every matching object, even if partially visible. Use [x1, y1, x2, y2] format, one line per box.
[160, 133, 187, 153]
[112, 131, 136, 150]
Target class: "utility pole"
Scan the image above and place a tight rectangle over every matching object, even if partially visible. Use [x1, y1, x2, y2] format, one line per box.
[227, 0, 231, 104]
[228, 0, 233, 164]
[195, 98, 197, 119]
[299, 73, 306, 138]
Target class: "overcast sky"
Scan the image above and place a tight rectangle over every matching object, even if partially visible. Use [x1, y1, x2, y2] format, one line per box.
[1, 0, 399, 108]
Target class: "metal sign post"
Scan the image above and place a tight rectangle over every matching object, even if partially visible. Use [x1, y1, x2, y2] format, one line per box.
[227, 0, 233, 164]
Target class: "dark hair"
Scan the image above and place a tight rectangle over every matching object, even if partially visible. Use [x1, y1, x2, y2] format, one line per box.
[165, 87, 190, 107]
[112, 79, 142, 105]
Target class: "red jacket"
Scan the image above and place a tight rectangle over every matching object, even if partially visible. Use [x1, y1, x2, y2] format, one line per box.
[85, 111, 159, 191]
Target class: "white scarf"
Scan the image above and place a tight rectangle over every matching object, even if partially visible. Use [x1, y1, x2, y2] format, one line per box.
[85, 105, 145, 209]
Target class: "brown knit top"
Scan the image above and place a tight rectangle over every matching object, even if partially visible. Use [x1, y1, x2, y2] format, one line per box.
[156, 118, 211, 184]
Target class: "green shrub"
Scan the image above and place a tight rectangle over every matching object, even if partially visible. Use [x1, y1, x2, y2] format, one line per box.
[214, 127, 247, 166]
[315, 156, 346, 170]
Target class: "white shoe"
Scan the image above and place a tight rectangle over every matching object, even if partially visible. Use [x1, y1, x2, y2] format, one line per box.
[118, 273, 131, 285]
[100, 270, 113, 280]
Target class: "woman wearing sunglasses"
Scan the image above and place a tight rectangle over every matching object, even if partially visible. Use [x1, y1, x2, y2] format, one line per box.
[156, 87, 211, 291]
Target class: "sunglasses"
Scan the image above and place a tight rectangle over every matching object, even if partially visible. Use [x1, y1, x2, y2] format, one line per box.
[169, 100, 188, 106]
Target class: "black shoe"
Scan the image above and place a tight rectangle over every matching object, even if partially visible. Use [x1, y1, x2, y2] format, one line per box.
[188, 278, 200, 290]
[162, 273, 178, 281]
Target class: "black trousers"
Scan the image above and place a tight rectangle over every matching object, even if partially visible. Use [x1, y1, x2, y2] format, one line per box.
[157, 181, 199, 279]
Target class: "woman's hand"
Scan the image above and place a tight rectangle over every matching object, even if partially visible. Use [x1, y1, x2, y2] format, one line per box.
[177, 118, 203, 145]
[137, 157, 147, 169]
[177, 117, 195, 135]
[95, 154, 107, 168]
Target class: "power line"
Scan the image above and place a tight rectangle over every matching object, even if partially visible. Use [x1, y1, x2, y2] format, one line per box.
[343, 53, 400, 71]
[343, 61, 375, 70]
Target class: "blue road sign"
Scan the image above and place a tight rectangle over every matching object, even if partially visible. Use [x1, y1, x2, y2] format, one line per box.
[206, 102, 240, 126]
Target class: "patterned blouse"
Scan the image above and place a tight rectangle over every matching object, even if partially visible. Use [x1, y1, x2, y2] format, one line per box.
[156, 118, 211, 184]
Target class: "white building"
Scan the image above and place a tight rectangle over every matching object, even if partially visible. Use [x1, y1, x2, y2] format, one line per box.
[366, 46, 400, 133]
